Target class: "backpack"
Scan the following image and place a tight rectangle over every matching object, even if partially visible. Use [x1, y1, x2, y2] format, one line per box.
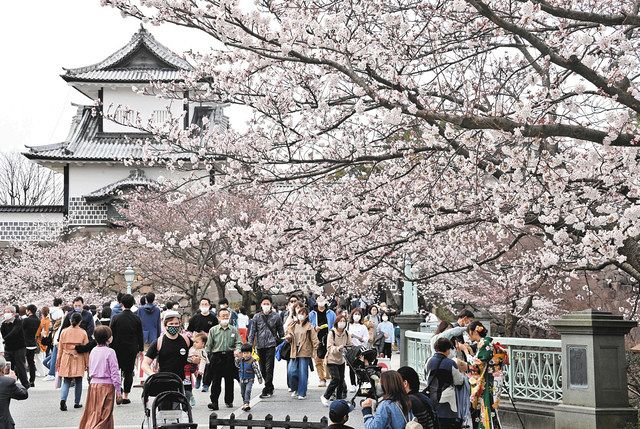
[151, 332, 191, 373]
[394, 402, 419, 429]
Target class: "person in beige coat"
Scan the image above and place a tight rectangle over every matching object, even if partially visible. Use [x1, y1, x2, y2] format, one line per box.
[56, 312, 89, 411]
[284, 306, 319, 400]
[321, 314, 351, 406]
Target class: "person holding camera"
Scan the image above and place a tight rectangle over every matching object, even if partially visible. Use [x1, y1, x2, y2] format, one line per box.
[0, 355, 28, 429]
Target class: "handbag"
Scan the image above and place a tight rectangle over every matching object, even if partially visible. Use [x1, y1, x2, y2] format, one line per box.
[276, 340, 291, 361]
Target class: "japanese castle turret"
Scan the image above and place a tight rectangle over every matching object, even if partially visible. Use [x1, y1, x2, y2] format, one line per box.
[0, 27, 226, 242]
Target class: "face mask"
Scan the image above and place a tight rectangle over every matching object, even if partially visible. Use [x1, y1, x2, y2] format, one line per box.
[4, 313, 13, 322]
[337, 322, 347, 329]
[353, 315, 361, 322]
[297, 315, 306, 322]
[261, 305, 271, 313]
[219, 305, 228, 310]
[199, 306, 210, 314]
[166, 326, 180, 336]
[74, 307, 82, 312]
[382, 316, 389, 321]
[317, 300, 326, 307]
[219, 319, 230, 326]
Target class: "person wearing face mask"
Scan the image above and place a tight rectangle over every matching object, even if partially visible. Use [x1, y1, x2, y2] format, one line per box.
[376, 313, 395, 359]
[109, 294, 143, 404]
[309, 296, 336, 388]
[142, 311, 195, 400]
[425, 338, 465, 429]
[205, 308, 242, 410]
[347, 309, 368, 392]
[217, 298, 238, 327]
[248, 295, 284, 399]
[282, 295, 300, 329]
[320, 314, 351, 406]
[284, 306, 319, 400]
[78, 325, 122, 427]
[1, 306, 30, 389]
[187, 298, 219, 334]
[61, 297, 95, 341]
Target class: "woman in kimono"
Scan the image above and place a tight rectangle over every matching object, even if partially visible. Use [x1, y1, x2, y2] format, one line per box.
[466, 321, 508, 429]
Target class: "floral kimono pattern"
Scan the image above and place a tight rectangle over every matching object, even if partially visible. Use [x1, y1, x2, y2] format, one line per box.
[469, 336, 508, 429]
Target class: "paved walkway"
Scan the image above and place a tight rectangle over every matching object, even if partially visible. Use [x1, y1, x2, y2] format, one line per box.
[11, 354, 400, 428]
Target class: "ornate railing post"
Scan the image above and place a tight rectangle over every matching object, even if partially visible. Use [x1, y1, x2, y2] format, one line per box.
[551, 309, 637, 429]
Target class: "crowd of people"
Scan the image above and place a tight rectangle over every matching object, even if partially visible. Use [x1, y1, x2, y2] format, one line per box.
[0, 290, 505, 429]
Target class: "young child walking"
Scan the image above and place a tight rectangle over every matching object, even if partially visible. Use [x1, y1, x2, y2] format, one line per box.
[237, 343, 263, 411]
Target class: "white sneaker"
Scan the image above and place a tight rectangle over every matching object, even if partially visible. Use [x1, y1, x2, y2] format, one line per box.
[297, 396, 306, 400]
[291, 392, 298, 398]
[348, 386, 357, 393]
[43, 375, 55, 381]
[318, 381, 327, 387]
[320, 395, 330, 407]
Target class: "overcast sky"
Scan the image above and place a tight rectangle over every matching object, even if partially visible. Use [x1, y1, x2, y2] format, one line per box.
[0, 1, 241, 153]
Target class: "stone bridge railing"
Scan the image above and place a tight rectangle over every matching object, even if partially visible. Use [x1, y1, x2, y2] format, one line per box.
[406, 330, 563, 404]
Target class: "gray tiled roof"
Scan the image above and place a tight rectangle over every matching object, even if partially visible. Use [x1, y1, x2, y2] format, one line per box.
[24, 106, 161, 161]
[85, 169, 159, 202]
[0, 205, 64, 213]
[62, 27, 191, 83]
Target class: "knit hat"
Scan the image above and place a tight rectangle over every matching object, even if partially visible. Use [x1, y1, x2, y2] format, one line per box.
[329, 399, 354, 422]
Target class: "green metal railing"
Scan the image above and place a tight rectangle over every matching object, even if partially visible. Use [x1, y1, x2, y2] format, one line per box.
[405, 330, 563, 404]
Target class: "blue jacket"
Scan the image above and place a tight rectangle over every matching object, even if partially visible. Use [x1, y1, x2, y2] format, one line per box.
[136, 303, 161, 344]
[363, 399, 412, 429]
[309, 308, 336, 329]
[111, 303, 123, 318]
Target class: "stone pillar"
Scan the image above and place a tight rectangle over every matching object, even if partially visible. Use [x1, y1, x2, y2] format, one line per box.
[396, 258, 423, 367]
[551, 309, 637, 429]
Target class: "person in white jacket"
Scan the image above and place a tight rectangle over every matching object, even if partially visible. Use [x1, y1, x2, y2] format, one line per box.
[347, 308, 369, 392]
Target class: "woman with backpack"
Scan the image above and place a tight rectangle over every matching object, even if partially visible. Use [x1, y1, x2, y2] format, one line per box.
[320, 314, 351, 406]
[425, 338, 466, 429]
[361, 370, 413, 429]
[284, 306, 319, 400]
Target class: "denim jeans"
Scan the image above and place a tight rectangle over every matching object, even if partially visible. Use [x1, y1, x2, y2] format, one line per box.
[44, 345, 58, 376]
[60, 377, 83, 405]
[240, 379, 254, 404]
[287, 357, 310, 397]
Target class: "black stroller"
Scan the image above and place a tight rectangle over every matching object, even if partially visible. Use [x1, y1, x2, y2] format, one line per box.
[343, 345, 383, 404]
[141, 372, 198, 429]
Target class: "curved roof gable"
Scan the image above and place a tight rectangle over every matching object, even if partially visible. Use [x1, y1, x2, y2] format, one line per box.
[62, 26, 192, 82]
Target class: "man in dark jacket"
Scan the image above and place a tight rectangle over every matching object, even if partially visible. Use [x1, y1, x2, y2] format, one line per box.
[248, 295, 284, 398]
[110, 294, 144, 404]
[187, 298, 219, 333]
[61, 297, 95, 340]
[137, 292, 162, 348]
[1, 307, 29, 389]
[22, 305, 41, 387]
[398, 366, 439, 429]
[0, 355, 28, 429]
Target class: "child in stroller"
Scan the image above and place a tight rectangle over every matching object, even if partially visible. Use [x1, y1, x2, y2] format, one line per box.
[141, 372, 198, 429]
[343, 346, 384, 404]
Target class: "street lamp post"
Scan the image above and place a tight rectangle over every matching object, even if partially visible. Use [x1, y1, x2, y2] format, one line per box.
[124, 266, 135, 295]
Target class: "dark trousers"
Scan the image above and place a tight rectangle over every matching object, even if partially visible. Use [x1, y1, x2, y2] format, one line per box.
[439, 418, 462, 429]
[257, 347, 275, 395]
[349, 366, 356, 385]
[25, 348, 37, 383]
[117, 351, 137, 394]
[203, 363, 212, 387]
[383, 342, 392, 359]
[210, 352, 235, 406]
[5, 348, 29, 388]
[323, 363, 346, 400]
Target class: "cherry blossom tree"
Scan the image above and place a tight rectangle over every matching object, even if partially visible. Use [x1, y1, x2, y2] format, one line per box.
[100, 0, 640, 327]
[0, 234, 132, 306]
[118, 188, 281, 310]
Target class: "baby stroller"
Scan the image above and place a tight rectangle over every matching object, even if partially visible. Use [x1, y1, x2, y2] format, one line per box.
[343, 345, 383, 404]
[141, 372, 198, 429]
